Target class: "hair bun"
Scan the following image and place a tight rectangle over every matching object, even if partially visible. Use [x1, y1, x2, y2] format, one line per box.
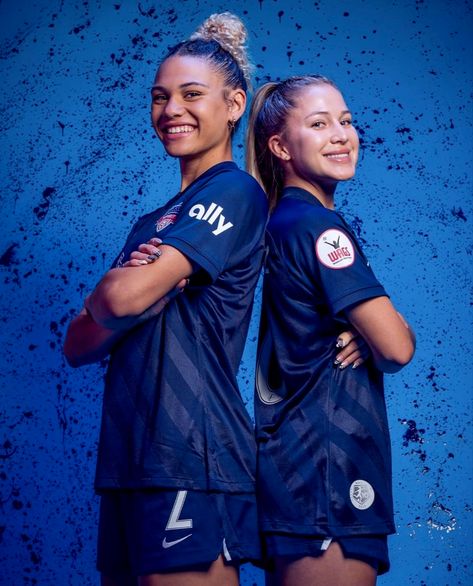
[190, 12, 252, 89]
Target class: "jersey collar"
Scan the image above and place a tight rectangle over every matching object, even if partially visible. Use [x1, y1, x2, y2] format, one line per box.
[281, 186, 325, 207]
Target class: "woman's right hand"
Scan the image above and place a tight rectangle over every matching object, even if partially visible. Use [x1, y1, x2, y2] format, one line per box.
[334, 329, 371, 370]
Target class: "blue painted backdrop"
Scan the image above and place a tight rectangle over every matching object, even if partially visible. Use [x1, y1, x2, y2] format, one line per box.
[1, 0, 471, 584]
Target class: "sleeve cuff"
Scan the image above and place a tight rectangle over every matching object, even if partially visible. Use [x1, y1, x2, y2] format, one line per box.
[331, 285, 388, 316]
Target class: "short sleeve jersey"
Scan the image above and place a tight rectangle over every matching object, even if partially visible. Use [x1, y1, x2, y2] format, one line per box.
[95, 162, 268, 493]
[255, 186, 395, 537]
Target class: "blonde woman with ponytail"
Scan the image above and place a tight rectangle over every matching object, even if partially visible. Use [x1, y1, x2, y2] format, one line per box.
[65, 13, 268, 585]
[247, 76, 415, 585]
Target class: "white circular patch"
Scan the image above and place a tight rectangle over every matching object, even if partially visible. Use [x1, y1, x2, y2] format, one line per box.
[316, 229, 355, 269]
[350, 480, 375, 510]
[256, 332, 284, 405]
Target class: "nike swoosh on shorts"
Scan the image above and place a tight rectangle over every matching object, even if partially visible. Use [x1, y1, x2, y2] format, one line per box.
[161, 534, 192, 549]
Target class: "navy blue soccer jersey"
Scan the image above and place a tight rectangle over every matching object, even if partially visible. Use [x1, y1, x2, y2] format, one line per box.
[95, 162, 268, 493]
[255, 186, 395, 537]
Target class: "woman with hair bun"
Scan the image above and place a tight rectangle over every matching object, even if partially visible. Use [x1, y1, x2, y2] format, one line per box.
[247, 76, 416, 585]
[64, 13, 268, 585]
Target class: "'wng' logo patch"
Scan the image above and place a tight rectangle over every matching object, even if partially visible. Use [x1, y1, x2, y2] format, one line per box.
[316, 229, 355, 269]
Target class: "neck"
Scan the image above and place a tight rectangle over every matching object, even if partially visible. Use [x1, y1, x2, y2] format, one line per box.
[179, 143, 233, 192]
[283, 175, 336, 209]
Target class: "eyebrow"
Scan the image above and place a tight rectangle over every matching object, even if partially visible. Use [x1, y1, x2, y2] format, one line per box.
[304, 109, 352, 119]
[151, 81, 210, 93]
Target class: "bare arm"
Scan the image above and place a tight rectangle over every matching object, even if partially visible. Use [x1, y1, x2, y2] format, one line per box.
[64, 305, 122, 367]
[86, 244, 193, 329]
[346, 296, 416, 373]
[64, 240, 190, 366]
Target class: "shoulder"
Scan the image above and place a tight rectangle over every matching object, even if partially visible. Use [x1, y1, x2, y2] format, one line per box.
[269, 198, 342, 240]
[207, 164, 266, 199]
[188, 164, 268, 218]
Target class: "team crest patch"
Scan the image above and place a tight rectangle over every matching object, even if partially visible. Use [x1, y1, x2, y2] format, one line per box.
[316, 229, 355, 269]
[155, 203, 183, 232]
[350, 480, 375, 510]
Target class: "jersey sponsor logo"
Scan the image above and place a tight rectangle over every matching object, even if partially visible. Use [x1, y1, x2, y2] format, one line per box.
[316, 229, 355, 269]
[256, 332, 284, 404]
[155, 202, 183, 232]
[350, 479, 375, 510]
[162, 490, 193, 549]
[188, 202, 233, 235]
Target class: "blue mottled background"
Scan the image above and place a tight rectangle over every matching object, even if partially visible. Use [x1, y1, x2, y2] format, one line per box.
[1, 0, 471, 584]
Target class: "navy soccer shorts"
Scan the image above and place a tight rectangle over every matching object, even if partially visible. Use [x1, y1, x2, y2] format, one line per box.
[264, 533, 390, 575]
[97, 488, 261, 577]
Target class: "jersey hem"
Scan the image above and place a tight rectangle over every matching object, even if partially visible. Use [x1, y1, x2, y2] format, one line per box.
[94, 477, 255, 493]
[261, 521, 396, 537]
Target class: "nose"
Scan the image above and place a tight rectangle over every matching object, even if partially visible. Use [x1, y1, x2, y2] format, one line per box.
[163, 95, 184, 118]
[330, 121, 349, 143]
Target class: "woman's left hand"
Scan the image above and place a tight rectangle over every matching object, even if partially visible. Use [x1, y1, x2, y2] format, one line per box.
[122, 238, 163, 267]
[334, 329, 371, 369]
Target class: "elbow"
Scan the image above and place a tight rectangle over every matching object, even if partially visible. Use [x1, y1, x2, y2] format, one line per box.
[91, 277, 137, 325]
[63, 344, 83, 368]
[378, 341, 416, 373]
[65, 354, 82, 368]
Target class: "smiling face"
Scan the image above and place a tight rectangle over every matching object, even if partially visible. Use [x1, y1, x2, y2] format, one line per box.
[151, 55, 244, 174]
[269, 83, 359, 202]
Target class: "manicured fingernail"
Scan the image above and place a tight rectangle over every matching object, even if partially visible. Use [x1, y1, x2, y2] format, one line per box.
[334, 357, 342, 365]
[352, 361, 360, 369]
[139, 260, 148, 265]
[336, 339, 345, 348]
[338, 361, 347, 370]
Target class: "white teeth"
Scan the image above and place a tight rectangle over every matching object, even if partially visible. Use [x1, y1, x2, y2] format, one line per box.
[165, 125, 194, 134]
[325, 153, 349, 159]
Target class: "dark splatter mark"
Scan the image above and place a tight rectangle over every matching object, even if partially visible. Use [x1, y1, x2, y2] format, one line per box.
[400, 418, 427, 463]
[426, 366, 443, 392]
[451, 207, 467, 221]
[278, 11, 284, 22]
[69, 20, 91, 36]
[0, 244, 19, 267]
[1, 440, 17, 460]
[138, 4, 157, 18]
[33, 187, 55, 221]
[400, 419, 425, 447]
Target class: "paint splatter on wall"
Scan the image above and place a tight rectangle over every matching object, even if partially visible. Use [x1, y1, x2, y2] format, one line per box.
[0, 0, 471, 584]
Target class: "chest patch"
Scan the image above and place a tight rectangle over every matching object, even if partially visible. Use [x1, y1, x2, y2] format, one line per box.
[316, 228, 355, 269]
[155, 202, 183, 232]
